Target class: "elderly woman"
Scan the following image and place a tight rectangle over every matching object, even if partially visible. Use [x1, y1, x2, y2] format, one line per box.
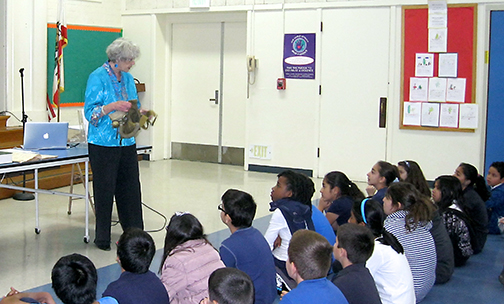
[84, 37, 144, 251]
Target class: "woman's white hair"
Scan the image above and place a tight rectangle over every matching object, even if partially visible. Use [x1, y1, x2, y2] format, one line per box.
[106, 37, 140, 62]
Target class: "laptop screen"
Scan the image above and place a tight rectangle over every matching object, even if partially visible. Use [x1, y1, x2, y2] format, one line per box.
[23, 122, 69, 150]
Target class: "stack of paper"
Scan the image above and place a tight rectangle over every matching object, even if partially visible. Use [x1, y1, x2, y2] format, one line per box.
[0, 151, 13, 164]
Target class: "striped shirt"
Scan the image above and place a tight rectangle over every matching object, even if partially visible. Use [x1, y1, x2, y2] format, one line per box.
[384, 210, 436, 303]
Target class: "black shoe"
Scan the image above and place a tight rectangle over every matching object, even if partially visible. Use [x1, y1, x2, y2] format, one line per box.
[499, 269, 504, 286]
[94, 241, 111, 251]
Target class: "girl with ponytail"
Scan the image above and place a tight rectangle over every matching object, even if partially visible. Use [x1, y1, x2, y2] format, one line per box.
[319, 171, 365, 232]
[383, 182, 436, 303]
[453, 163, 489, 253]
[349, 198, 415, 304]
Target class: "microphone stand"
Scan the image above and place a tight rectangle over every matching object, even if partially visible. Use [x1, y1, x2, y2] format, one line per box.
[13, 68, 35, 201]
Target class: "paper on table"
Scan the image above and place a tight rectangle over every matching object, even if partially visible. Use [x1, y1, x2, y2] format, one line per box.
[11, 151, 57, 163]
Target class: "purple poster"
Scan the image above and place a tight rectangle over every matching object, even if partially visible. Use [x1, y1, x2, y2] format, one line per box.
[283, 33, 316, 79]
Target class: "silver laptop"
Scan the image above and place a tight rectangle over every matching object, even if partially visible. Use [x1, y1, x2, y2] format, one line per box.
[23, 122, 69, 150]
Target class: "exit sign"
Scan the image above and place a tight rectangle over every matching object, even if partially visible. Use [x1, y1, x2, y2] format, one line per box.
[249, 145, 272, 160]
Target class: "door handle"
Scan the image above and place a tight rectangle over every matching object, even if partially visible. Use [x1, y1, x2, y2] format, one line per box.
[209, 90, 219, 105]
[379, 97, 387, 128]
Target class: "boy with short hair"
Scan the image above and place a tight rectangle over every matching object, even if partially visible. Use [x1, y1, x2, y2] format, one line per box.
[200, 268, 255, 304]
[219, 189, 277, 304]
[51, 253, 98, 304]
[331, 223, 382, 304]
[486, 161, 504, 234]
[101, 228, 169, 304]
[281, 230, 348, 304]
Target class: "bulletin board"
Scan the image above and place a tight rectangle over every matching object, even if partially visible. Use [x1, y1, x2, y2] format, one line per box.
[400, 4, 477, 132]
[47, 24, 122, 107]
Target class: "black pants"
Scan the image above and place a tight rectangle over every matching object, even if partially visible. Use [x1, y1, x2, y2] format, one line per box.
[89, 143, 144, 246]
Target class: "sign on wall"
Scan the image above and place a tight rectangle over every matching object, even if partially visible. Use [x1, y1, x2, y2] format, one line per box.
[283, 33, 316, 79]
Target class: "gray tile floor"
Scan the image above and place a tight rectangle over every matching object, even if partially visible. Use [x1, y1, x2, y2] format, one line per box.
[0, 159, 301, 292]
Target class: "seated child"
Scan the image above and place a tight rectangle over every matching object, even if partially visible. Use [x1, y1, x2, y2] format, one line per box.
[51, 253, 97, 304]
[281, 230, 348, 304]
[454, 163, 489, 253]
[331, 223, 382, 304]
[319, 171, 364, 232]
[219, 189, 277, 304]
[397, 160, 431, 198]
[366, 161, 399, 205]
[349, 199, 416, 303]
[159, 213, 224, 303]
[264, 170, 315, 279]
[432, 176, 474, 266]
[486, 161, 504, 234]
[200, 268, 255, 304]
[103, 228, 169, 304]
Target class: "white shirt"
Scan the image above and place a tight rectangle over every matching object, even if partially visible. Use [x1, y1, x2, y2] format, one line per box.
[264, 208, 291, 261]
[367, 240, 416, 304]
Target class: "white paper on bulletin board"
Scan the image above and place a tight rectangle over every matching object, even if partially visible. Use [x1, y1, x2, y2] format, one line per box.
[415, 53, 434, 77]
[439, 53, 458, 77]
[403, 102, 422, 126]
[439, 103, 459, 128]
[446, 78, 466, 103]
[421, 102, 440, 127]
[428, 77, 447, 102]
[459, 103, 478, 129]
[409, 77, 429, 101]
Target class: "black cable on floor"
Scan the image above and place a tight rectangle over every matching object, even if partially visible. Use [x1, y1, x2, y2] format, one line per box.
[141, 202, 167, 233]
[109, 201, 167, 233]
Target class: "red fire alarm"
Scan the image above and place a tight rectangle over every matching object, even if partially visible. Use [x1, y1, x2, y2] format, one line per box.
[277, 78, 286, 90]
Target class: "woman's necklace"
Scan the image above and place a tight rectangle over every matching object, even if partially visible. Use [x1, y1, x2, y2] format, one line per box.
[103, 62, 128, 101]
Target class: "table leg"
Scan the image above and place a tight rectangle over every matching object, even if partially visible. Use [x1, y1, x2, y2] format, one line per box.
[35, 169, 40, 234]
[84, 161, 90, 243]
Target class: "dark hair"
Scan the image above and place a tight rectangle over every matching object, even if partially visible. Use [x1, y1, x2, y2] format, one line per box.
[398, 160, 431, 198]
[351, 199, 404, 254]
[386, 182, 435, 231]
[221, 189, 257, 228]
[288, 230, 333, 280]
[458, 163, 490, 201]
[278, 170, 315, 206]
[377, 161, 399, 186]
[324, 171, 365, 202]
[208, 268, 255, 304]
[159, 213, 208, 274]
[51, 253, 97, 304]
[117, 228, 155, 274]
[337, 223, 375, 264]
[490, 162, 504, 180]
[434, 175, 464, 213]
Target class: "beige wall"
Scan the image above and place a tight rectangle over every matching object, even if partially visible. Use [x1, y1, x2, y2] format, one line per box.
[5, 0, 504, 178]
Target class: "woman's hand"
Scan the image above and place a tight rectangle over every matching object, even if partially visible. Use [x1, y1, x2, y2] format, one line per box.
[113, 100, 132, 112]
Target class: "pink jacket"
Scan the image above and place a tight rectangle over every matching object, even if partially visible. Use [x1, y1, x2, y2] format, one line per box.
[160, 239, 225, 304]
